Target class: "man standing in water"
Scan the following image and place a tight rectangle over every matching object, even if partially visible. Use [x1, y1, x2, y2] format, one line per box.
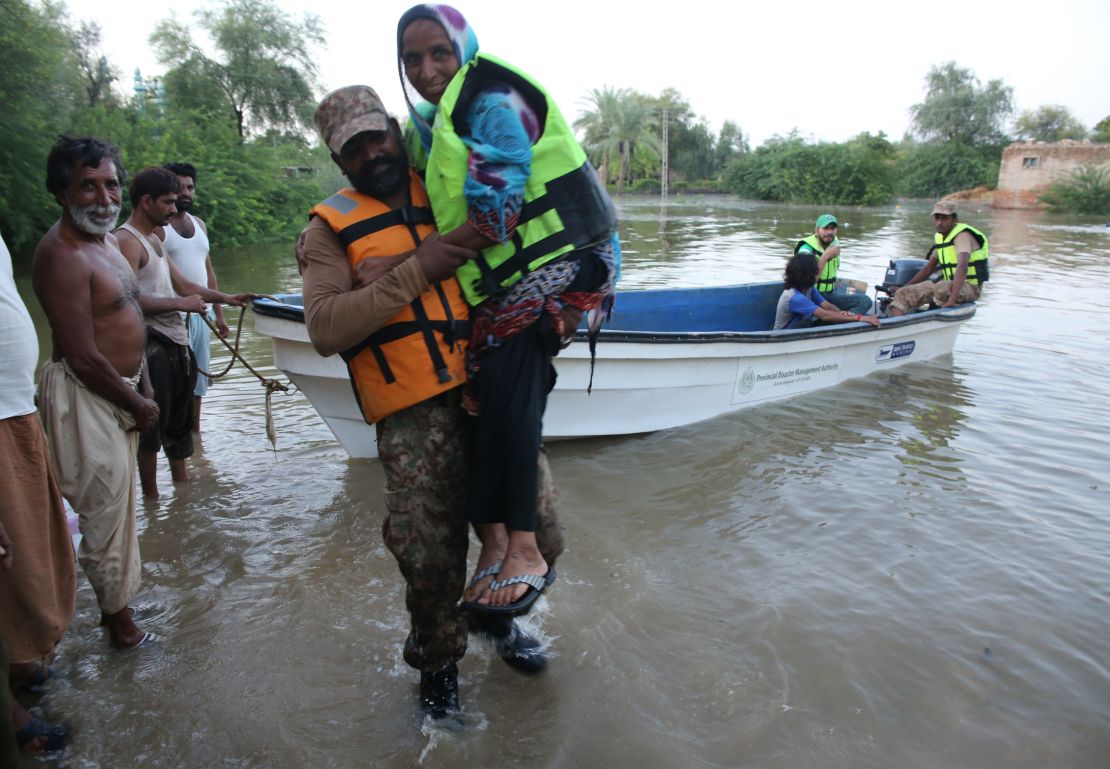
[32, 136, 159, 649]
[161, 162, 226, 435]
[301, 86, 563, 720]
[116, 167, 253, 498]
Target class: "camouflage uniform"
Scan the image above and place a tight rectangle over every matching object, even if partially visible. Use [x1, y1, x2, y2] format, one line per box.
[378, 388, 563, 672]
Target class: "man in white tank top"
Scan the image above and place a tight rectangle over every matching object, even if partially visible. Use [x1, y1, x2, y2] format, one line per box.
[160, 162, 222, 434]
[116, 167, 255, 499]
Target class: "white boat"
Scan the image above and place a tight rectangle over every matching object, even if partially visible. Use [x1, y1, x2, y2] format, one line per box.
[253, 268, 975, 459]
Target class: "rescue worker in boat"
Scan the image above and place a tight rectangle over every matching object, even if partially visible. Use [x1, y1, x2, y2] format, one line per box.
[889, 200, 988, 316]
[794, 213, 872, 315]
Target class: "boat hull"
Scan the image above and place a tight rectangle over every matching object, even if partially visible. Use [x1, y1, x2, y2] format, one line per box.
[254, 282, 972, 459]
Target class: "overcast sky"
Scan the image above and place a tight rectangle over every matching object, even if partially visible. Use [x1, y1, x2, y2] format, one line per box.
[76, 0, 1108, 147]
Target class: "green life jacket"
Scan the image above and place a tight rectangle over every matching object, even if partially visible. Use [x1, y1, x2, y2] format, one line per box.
[425, 53, 617, 305]
[794, 234, 840, 293]
[402, 118, 429, 176]
[933, 223, 989, 285]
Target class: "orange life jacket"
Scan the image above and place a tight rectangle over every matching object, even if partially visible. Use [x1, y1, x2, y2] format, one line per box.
[310, 174, 469, 423]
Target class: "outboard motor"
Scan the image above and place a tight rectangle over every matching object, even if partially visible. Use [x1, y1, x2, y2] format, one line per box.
[875, 258, 934, 316]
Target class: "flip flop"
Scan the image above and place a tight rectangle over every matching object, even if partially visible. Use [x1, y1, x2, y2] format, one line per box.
[17, 716, 70, 753]
[14, 665, 55, 694]
[467, 560, 502, 589]
[469, 568, 556, 617]
[113, 632, 156, 651]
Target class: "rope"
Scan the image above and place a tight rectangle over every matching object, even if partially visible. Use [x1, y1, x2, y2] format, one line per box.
[185, 301, 289, 448]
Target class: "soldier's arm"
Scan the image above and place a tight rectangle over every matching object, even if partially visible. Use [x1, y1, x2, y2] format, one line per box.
[302, 216, 431, 357]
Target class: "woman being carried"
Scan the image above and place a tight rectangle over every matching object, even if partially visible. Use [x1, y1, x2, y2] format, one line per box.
[397, 4, 619, 614]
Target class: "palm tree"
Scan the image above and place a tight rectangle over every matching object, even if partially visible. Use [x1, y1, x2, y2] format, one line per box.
[575, 87, 660, 195]
[575, 86, 625, 186]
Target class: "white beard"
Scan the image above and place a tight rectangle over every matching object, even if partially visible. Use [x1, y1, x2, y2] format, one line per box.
[69, 202, 121, 236]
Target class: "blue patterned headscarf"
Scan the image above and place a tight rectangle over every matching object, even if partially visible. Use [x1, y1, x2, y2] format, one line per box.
[397, 4, 479, 151]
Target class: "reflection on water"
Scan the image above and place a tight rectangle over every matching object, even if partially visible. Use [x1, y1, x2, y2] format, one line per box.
[9, 200, 1110, 768]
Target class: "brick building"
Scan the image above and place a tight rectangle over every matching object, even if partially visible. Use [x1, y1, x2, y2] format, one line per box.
[994, 141, 1110, 209]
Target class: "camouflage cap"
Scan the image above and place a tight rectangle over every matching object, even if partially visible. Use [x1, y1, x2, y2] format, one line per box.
[931, 200, 957, 216]
[314, 86, 390, 155]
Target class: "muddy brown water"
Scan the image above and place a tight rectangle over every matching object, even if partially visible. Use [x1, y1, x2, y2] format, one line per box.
[10, 198, 1110, 768]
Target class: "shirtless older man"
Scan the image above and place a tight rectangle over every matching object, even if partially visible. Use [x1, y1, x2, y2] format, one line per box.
[32, 136, 160, 649]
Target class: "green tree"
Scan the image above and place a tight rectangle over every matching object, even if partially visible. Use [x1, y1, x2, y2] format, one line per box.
[723, 133, 893, 206]
[894, 140, 999, 198]
[1014, 105, 1088, 142]
[150, 0, 323, 140]
[575, 87, 658, 194]
[714, 120, 749, 173]
[575, 86, 626, 186]
[74, 21, 117, 107]
[910, 62, 1013, 147]
[1090, 115, 1110, 143]
[0, 0, 85, 255]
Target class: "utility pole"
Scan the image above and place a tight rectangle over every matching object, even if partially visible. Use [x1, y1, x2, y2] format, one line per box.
[661, 104, 669, 200]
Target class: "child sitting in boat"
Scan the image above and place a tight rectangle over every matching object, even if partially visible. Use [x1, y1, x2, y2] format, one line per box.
[774, 252, 880, 330]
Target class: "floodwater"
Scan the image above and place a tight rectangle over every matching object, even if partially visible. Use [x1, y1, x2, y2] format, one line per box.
[10, 198, 1110, 768]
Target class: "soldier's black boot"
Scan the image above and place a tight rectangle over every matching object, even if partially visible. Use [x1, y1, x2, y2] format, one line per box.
[419, 662, 459, 719]
[465, 610, 548, 675]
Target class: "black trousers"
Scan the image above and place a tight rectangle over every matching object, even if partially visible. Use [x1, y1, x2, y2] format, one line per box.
[465, 316, 561, 532]
[139, 329, 197, 459]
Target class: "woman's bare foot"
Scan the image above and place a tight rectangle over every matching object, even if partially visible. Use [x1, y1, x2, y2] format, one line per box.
[464, 523, 507, 603]
[481, 530, 548, 607]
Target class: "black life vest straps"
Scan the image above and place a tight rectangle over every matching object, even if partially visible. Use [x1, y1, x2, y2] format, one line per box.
[336, 205, 434, 249]
[339, 317, 471, 382]
[469, 161, 617, 299]
[334, 200, 463, 384]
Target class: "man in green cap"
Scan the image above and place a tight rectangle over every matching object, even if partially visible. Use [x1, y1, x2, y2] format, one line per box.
[794, 214, 872, 315]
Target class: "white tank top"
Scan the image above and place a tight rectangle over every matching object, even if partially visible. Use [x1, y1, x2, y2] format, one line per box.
[163, 213, 210, 287]
[120, 222, 190, 346]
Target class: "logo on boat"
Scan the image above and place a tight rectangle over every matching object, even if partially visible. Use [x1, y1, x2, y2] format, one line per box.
[876, 341, 915, 362]
[736, 367, 756, 395]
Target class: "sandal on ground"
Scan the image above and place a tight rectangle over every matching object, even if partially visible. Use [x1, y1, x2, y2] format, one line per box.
[14, 664, 55, 694]
[17, 716, 70, 753]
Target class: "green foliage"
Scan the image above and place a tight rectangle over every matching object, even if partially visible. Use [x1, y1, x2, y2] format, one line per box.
[894, 141, 999, 198]
[1014, 105, 1088, 142]
[723, 134, 893, 206]
[574, 86, 659, 194]
[715, 121, 749, 171]
[150, 0, 323, 139]
[74, 21, 117, 107]
[0, 0, 85, 254]
[1091, 115, 1110, 143]
[1039, 164, 1110, 215]
[627, 178, 660, 194]
[910, 62, 1013, 147]
[576, 86, 753, 193]
[71, 105, 326, 246]
[0, 0, 327, 258]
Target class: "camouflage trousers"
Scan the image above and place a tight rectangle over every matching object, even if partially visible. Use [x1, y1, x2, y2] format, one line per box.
[377, 389, 564, 673]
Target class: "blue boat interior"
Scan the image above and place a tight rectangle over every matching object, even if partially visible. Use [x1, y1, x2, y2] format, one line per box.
[255, 282, 784, 333]
[253, 283, 970, 342]
[602, 281, 782, 332]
